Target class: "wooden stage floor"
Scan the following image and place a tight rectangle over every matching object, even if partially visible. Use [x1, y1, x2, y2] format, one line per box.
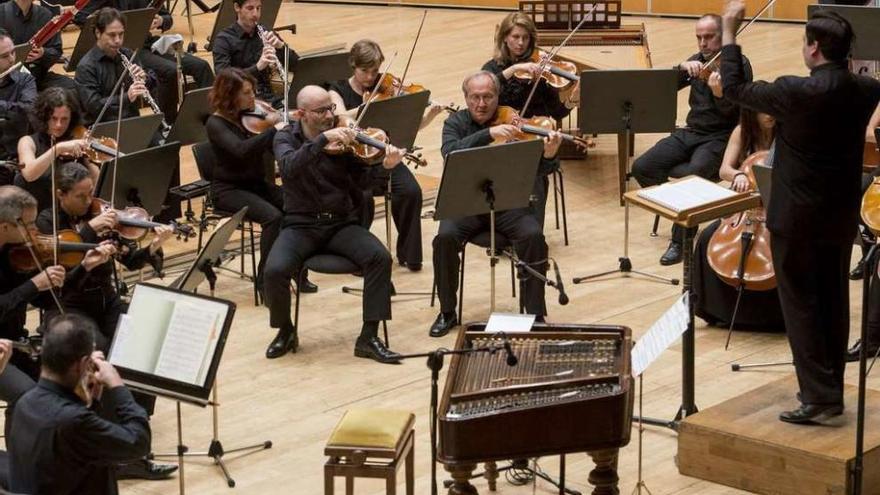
[29, 2, 880, 494]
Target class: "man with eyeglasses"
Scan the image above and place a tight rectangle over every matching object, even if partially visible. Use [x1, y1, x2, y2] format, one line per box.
[263, 85, 403, 363]
[428, 70, 560, 338]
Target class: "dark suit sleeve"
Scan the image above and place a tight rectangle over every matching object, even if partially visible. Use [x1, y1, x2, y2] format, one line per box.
[0, 280, 38, 322]
[60, 386, 151, 465]
[75, 61, 123, 123]
[0, 74, 36, 116]
[440, 114, 492, 158]
[207, 117, 276, 159]
[274, 128, 329, 182]
[74, 0, 108, 26]
[212, 32, 262, 80]
[721, 44, 795, 119]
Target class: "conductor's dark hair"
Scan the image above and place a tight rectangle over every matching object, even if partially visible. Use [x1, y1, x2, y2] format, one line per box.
[94, 8, 126, 34]
[41, 313, 96, 375]
[806, 11, 854, 62]
[30, 87, 82, 137]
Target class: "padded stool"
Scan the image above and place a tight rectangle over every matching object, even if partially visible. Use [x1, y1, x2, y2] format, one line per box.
[324, 409, 415, 495]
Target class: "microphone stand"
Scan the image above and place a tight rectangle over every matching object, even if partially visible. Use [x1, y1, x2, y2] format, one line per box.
[395, 342, 508, 495]
[503, 250, 569, 309]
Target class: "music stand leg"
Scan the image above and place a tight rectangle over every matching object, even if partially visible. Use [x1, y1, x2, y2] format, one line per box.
[176, 401, 188, 495]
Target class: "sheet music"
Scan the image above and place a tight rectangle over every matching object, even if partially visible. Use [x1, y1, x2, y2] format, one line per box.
[485, 312, 536, 333]
[153, 302, 219, 384]
[109, 296, 175, 372]
[631, 292, 690, 377]
[636, 177, 737, 213]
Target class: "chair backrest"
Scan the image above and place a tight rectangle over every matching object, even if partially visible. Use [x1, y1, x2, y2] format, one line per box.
[192, 141, 218, 182]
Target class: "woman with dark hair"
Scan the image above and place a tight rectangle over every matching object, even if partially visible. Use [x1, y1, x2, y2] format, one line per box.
[15, 87, 98, 212]
[691, 108, 784, 330]
[206, 68, 313, 291]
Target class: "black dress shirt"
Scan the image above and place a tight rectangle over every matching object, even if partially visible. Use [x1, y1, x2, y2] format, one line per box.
[482, 54, 571, 120]
[679, 51, 752, 135]
[74, 46, 141, 124]
[442, 108, 558, 176]
[273, 120, 368, 217]
[0, 1, 64, 85]
[0, 70, 36, 159]
[212, 22, 298, 103]
[74, 0, 173, 49]
[0, 244, 39, 341]
[8, 378, 151, 495]
[721, 44, 880, 242]
[206, 114, 276, 189]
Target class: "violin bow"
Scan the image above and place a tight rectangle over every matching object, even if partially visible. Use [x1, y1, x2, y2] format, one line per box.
[355, 51, 399, 129]
[699, 0, 778, 73]
[520, 2, 599, 117]
[397, 10, 428, 94]
[110, 51, 130, 211]
[14, 220, 65, 314]
[49, 136, 58, 266]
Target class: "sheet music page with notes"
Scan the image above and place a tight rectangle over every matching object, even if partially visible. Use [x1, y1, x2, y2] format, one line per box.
[636, 177, 737, 213]
[153, 301, 221, 384]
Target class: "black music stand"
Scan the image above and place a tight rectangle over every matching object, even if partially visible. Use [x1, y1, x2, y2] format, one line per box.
[66, 8, 156, 71]
[288, 52, 351, 105]
[166, 87, 212, 145]
[12, 43, 30, 65]
[573, 69, 679, 287]
[357, 91, 431, 151]
[434, 140, 543, 314]
[205, 0, 282, 51]
[95, 142, 181, 214]
[808, 4, 880, 60]
[91, 114, 165, 154]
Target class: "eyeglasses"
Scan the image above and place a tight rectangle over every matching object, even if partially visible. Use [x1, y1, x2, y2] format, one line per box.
[305, 104, 336, 115]
[466, 94, 496, 104]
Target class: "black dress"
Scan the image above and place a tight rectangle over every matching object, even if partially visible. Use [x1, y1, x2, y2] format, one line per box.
[13, 132, 86, 213]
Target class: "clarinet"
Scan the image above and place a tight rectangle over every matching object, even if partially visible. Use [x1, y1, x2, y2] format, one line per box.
[119, 52, 171, 136]
[256, 25, 286, 76]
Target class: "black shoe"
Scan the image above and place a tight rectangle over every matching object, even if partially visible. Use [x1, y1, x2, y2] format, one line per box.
[429, 312, 458, 338]
[266, 326, 298, 359]
[660, 241, 683, 266]
[116, 459, 178, 480]
[846, 339, 880, 363]
[849, 263, 865, 280]
[298, 278, 318, 294]
[354, 336, 401, 364]
[399, 260, 423, 272]
[779, 403, 844, 424]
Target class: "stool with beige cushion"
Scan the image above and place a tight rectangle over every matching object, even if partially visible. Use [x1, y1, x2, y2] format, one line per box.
[324, 409, 415, 495]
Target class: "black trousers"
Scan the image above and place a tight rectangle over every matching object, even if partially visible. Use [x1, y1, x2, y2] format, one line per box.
[432, 208, 548, 316]
[0, 359, 37, 439]
[360, 164, 423, 266]
[263, 218, 392, 329]
[772, 233, 851, 405]
[135, 50, 215, 123]
[632, 128, 728, 242]
[212, 182, 283, 281]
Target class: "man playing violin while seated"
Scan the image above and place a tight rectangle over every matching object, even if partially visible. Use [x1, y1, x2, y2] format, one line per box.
[327, 39, 437, 272]
[631, 13, 752, 266]
[8, 313, 152, 494]
[15, 87, 99, 213]
[429, 70, 560, 337]
[0, 0, 76, 92]
[212, 0, 297, 109]
[263, 85, 403, 363]
[0, 28, 36, 174]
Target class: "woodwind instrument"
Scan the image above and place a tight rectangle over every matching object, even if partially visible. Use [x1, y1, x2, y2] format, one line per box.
[256, 24, 285, 76]
[119, 52, 171, 135]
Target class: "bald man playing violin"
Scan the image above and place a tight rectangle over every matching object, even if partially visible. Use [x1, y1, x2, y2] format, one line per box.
[429, 70, 560, 338]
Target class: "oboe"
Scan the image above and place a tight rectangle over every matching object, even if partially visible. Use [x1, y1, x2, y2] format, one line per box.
[119, 52, 171, 134]
[256, 24, 286, 76]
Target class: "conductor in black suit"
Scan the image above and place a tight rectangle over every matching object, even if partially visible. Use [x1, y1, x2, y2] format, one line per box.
[721, 1, 880, 424]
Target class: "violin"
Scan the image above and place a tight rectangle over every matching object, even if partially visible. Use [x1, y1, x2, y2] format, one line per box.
[69, 126, 124, 166]
[8, 229, 99, 272]
[490, 106, 592, 150]
[241, 99, 296, 135]
[365, 73, 460, 114]
[512, 49, 579, 90]
[706, 150, 775, 292]
[324, 115, 427, 168]
[89, 198, 194, 241]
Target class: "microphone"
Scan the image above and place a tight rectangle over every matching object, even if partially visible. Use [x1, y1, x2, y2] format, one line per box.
[502, 337, 518, 367]
[553, 259, 569, 306]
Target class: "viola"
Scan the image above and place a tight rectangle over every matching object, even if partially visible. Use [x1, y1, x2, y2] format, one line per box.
[365, 73, 460, 114]
[324, 115, 427, 168]
[240, 99, 295, 135]
[706, 150, 775, 292]
[69, 126, 124, 165]
[89, 198, 194, 241]
[8, 229, 99, 272]
[512, 49, 579, 90]
[490, 106, 592, 150]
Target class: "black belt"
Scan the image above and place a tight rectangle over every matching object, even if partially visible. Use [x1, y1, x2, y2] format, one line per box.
[287, 212, 348, 222]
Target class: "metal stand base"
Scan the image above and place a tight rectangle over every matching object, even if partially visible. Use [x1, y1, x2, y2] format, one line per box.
[574, 256, 679, 285]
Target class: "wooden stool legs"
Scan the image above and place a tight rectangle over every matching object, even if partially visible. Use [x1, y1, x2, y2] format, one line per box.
[324, 430, 414, 495]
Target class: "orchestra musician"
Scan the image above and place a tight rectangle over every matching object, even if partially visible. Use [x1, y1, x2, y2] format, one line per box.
[212, 0, 297, 108]
[15, 87, 98, 212]
[481, 12, 570, 227]
[0, 0, 77, 91]
[263, 85, 402, 363]
[327, 39, 434, 271]
[632, 13, 752, 266]
[429, 71, 559, 337]
[8, 313, 152, 494]
[0, 28, 36, 171]
[691, 108, 784, 329]
[721, 0, 880, 423]
[74, 0, 215, 123]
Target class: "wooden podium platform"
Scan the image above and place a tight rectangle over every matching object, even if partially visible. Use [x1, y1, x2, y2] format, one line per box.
[678, 376, 880, 495]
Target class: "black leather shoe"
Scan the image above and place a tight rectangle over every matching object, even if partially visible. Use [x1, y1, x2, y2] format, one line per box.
[660, 241, 683, 266]
[399, 260, 423, 272]
[354, 336, 401, 364]
[779, 403, 844, 424]
[266, 326, 298, 359]
[846, 339, 880, 363]
[430, 312, 458, 338]
[298, 278, 318, 294]
[116, 459, 178, 480]
[849, 263, 865, 280]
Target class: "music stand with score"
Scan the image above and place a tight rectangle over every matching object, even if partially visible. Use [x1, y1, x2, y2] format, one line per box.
[287, 51, 351, 105]
[166, 87, 212, 146]
[95, 141, 181, 214]
[90, 114, 164, 154]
